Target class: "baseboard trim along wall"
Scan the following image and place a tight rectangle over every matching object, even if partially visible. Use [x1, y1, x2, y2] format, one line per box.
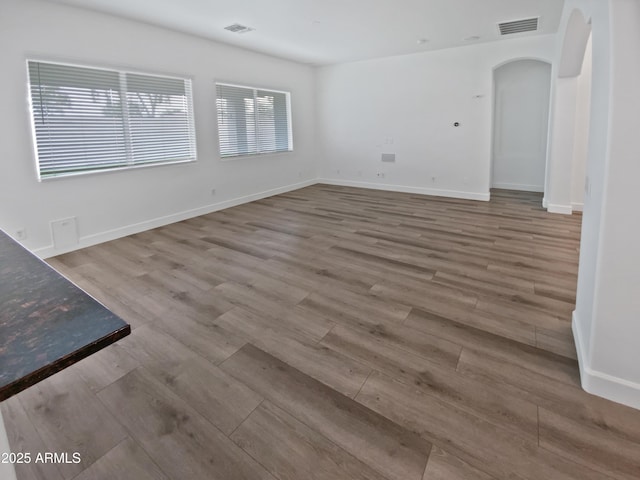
[572, 311, 640, 410]
[572, 202, 584, 212]
[546, 203, 573, 215]
[33, 178, 491, 258]
[33, 179, 317, 259]
[318, 178, 491, 202]
[491, 182, 544, 192]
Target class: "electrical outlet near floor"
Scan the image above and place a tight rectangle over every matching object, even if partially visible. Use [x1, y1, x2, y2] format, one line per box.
[15, 229, 26, 240]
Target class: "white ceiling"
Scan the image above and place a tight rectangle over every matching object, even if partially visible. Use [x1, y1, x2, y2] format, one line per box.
[46, 0, 565, 65]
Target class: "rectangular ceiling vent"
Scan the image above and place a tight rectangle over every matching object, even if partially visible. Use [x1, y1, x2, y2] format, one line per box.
[224, 23, 254, 34]
[498, 17, 539, 35]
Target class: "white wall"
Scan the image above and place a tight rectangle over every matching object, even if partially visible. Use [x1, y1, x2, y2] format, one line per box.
[316, 35, 556, 200]
[557, 2, 603, 361]
[546, 76, 579, 213]
[544, 7, 593, 214]
[556, 0, 640, 410]
[584, 0, 640, 408]
[570, 34, 592, 211]
[492, 60, 551, 192]
[0, 0, 317, 257]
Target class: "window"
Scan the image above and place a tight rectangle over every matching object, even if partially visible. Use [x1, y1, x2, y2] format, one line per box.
[27, 60, 196, 179]
[215, 83, 292, 158]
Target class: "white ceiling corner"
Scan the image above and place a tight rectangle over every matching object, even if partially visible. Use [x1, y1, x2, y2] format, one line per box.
[44, 0, 565, 65]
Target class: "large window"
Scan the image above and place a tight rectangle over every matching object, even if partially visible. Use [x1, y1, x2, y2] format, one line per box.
[215, 83, 292, 158]
[27, 60, 196, 179]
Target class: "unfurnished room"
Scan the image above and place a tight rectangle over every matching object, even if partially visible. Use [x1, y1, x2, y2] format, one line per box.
[0, 0, 639, 479]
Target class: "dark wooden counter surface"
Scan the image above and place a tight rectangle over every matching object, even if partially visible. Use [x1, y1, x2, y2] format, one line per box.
[0, 230, 130, 401]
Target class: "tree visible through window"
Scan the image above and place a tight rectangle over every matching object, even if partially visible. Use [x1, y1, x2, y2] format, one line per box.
[215, 83, 292, 158]
[27, 61, 196, 179]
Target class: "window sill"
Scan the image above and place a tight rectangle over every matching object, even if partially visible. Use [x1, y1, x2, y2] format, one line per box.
[219, 150, 294, 162]
[39, 158, 196, 181]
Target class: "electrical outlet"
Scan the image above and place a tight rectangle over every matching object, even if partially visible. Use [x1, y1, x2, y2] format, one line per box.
[211, 188, 216, 196]
[432, 176, 436, 183]
[376, 172, 386, 178]
[15, 229, 26, 240]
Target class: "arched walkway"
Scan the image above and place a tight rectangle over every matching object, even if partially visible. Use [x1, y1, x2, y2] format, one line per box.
[552, 1, 640, 410]
[491, 59, 551, 192]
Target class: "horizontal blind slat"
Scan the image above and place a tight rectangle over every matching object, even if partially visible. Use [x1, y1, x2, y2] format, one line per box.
[28, 60, 197, 179]
[216, 83, 292, 157]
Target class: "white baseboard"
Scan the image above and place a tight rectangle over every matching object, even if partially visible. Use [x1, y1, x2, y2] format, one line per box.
[34, 179, 316, 259]
[491, 182, 544, 192]
[318, 178, 490, 202]
[572, 202, 584, 212]
[31, 177, 494, 258]
[547, 203, 573, 215]
[542, 197, 548, 208]
[572, 311, 640, 410]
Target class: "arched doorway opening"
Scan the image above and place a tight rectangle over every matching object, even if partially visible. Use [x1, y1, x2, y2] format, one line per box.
[570, 32, 592, 212]
[491, 59, 551, 192]
[544, 8, 592, 213]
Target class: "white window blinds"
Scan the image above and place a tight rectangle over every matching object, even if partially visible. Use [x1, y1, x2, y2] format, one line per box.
[215, 83, 292, 158]
[27, 61, 196, 179]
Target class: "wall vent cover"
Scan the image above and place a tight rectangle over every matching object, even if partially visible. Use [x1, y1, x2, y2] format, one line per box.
[498, 17, 539, 35]
[224, 23, 254, 34]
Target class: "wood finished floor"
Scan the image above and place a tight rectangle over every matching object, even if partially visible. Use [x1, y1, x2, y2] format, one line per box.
[3, 184, 640, 480]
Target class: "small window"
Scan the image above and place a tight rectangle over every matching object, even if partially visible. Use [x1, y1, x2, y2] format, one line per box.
[27, 60, 197, 179]
[215, 83, 293, 158]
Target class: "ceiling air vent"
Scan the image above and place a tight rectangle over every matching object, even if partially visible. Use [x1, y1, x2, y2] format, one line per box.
[498, 17, 539, 35]
[224, 23, 254, 34]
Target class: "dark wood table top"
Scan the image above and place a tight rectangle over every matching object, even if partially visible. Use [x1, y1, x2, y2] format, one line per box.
[0, 230, 130, 401]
